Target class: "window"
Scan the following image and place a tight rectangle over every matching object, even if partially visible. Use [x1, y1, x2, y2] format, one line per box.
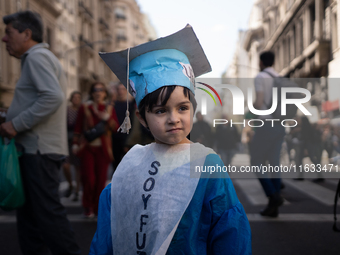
[16, 0, 22, 11]
[287, 0, 294, 11]
[283, 39, 288, 67]
[323, 0, 330, 40]
[288, 36, 291, 63]
[116, 27, 127, 42]
[115, 6, 126, 20]
[46, 28, 52, 47]
[275, 46, 280, 71]
[310, 3, 316, 42]
[293, 25, 296, 59]
[300, 19, 304, 54]
[333, 12, 338, 50]
[89, 24, 93, 42]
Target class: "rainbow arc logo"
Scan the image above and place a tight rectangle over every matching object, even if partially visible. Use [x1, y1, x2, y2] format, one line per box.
[196, 82, 223, 106]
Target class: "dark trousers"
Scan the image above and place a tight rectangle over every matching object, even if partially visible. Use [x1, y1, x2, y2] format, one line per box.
[80, 146, 110, 215]
[17, 153, 80, 255]
[250, 123, 286, 197]
[111, 135, 127, 170]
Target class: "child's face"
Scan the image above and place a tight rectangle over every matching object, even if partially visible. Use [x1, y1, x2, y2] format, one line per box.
[140, 86, 194, 145]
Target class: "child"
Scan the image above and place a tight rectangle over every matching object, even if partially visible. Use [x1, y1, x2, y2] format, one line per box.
[89, 25, 252, 255]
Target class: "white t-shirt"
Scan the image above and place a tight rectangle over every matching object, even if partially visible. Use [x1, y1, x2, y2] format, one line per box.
[254, 67, 279, 119]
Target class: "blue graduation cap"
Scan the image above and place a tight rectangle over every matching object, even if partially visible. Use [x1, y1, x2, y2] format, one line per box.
[99, 24, 211, 133]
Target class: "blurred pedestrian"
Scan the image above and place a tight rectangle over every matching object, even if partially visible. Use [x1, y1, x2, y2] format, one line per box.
[333, 127, 340, 154]
[0, 10, 80, 254]
[215, 114, 240, 166]
[72, 81, 118, 218]
[111, 83, 136, 170]
[190, 111, 213, 147]
[322, 124, 335, 159]
[284, 127, 296, 164]
[250, 51, 286, 217]
[62, 91, 82, 201]
[241, 110, 256, 152]
[294, 116, 324, 182]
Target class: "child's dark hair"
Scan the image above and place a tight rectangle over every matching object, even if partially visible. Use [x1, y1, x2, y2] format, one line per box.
[138, 85, 197, 124]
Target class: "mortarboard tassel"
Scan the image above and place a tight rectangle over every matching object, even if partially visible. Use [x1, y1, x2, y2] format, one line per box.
[117, 47, 132, 134]
[117, 109, 131, 134]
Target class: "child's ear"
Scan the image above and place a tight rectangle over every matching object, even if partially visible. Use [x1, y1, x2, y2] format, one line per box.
[135, 110, 148, 128]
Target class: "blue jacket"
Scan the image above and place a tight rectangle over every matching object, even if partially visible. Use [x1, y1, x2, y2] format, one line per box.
[90, 154, 252, 254]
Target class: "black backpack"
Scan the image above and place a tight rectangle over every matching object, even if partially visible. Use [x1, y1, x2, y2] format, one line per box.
[263, 71, 303, 120]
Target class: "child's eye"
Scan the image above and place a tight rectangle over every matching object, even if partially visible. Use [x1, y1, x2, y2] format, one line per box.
[179, 106, 189, 111]
[154, 108, 166, 114]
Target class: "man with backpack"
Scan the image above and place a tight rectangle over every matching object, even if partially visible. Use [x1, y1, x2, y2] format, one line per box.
[250, 51, 286, 217]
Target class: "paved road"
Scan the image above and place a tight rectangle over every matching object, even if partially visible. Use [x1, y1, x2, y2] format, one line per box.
[232, 153, 340, 255]
[1, 154, 340, 254]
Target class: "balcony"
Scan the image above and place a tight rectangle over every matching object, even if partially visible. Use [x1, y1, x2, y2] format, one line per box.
[116, 34, 127, 43]
[280, 40, 331, 77]
[36, 0, 62, 17]
[103, 0, 112, 12]
[99, 18, 110, 31]
[78, 35, 95, 57]
[78, 1, 93, 21]
[115, 13, 126, 20]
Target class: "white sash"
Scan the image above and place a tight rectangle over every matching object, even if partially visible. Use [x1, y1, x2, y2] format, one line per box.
[111, 142, 214, 255]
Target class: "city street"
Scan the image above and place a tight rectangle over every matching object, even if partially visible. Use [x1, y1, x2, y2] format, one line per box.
[232, 155, 340, 255]
[1, 0, 340, 254]
[1, 154, 340, 255]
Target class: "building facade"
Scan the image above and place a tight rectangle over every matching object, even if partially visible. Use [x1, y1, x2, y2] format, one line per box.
[0, 0, 156, 107]
[0, 0, 62, 107]
[77, 0, 156, 97]
[226, 0, 340, 118]
[56, 0, 78, 97]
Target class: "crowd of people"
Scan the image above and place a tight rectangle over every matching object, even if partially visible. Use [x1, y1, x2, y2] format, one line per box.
[191, 108, 340, 177]
[193, 51, 340, 218]
[242, 51, 340, 217]
[64, 80, 340, 221]
[62, 84, 242, 221]
[2, 8, 339, 255]
[62, 81, 153, 218]
[285, 116, 340, 179]
[0, 11, 252, 254]
[190, 112, 241, 167]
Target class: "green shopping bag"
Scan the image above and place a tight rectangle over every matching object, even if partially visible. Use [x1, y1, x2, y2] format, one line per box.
[0, 137, 25, 210]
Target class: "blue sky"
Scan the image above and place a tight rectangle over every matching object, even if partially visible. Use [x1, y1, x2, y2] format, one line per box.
[135, 0, 254, 78]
